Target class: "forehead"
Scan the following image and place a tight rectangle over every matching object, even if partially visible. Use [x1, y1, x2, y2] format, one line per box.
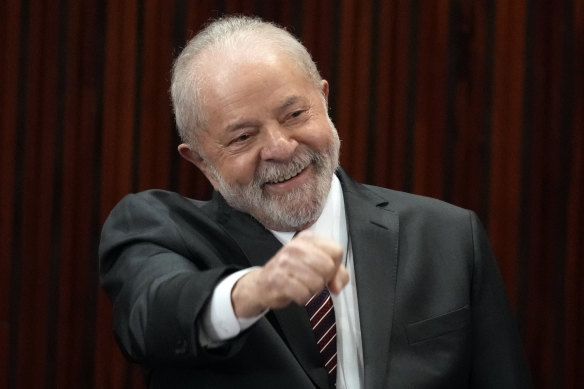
[197, 48, 317, 118]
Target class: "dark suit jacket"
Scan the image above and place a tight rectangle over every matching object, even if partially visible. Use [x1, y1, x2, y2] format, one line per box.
[99, 169, 531, 388]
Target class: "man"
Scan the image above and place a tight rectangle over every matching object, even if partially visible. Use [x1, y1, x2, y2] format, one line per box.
[99, 16, 531, 388]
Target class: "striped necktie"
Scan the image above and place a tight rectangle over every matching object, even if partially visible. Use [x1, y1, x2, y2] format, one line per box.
[305, 288, 337, 386]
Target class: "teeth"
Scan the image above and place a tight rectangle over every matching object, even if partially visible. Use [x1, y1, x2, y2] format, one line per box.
[270, 167, 303, 184]
[281, 172, 297, 182]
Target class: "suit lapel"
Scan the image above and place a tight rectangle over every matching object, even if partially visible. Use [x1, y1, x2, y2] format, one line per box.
[212, 169, 400, 388]
[217, 196, 330, 389]
[338, 169, 399, 388]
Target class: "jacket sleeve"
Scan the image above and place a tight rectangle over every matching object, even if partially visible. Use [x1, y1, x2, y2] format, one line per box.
[99, 192, 246, 366]
[469, 211, 533, 388]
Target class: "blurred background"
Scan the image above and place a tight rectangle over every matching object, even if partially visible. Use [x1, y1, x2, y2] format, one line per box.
[1, 1, 582, 388]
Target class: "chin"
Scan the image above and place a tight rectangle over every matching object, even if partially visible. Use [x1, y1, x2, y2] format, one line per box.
[251, 195, 326, 231]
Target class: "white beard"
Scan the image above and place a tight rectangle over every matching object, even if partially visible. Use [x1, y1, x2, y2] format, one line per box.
[208, 125, 341, 231]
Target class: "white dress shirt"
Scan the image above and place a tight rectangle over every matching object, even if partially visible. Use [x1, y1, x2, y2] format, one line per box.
[200, 176, 364, 388]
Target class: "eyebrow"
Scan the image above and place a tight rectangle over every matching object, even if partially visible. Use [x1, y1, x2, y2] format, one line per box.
[223, 96, 309, 133]
[224, 120, 259, 134]
[277, 95, 306, 112]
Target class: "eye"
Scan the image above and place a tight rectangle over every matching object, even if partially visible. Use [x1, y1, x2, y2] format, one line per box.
[290, 110, 304, 119]
[229, 133, 251, 145]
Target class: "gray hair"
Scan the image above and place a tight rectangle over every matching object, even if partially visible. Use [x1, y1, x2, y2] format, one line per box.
[170, 15, 323, 149]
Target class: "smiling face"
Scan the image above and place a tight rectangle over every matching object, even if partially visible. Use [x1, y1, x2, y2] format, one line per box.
[178, 48, 340, 231]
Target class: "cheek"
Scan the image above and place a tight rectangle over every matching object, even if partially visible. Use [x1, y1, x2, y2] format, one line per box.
[303, 119, 335, 149]
[217, 154, 259, 186]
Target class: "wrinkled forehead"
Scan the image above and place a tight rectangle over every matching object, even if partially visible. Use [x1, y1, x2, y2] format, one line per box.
[195, 45, 317, 110]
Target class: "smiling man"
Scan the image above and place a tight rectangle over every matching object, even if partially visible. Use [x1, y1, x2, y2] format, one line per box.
[177, 42, 340, 233]
[99, 16, 531, 389]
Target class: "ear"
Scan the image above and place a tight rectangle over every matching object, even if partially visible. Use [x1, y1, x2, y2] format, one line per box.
[177, 143, 219, 190]
[320, 80, 330, 107]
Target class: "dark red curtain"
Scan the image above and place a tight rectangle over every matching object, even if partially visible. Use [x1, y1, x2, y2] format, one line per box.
[1, 1, 582, 388]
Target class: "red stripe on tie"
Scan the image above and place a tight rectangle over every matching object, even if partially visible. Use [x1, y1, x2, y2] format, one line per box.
[305, 288, 337, 385]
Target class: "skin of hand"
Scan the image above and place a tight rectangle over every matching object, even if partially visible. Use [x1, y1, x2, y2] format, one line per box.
[231, 230, 350, 318]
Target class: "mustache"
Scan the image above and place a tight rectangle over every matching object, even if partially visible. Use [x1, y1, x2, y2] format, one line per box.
[252, 148, 320, 187]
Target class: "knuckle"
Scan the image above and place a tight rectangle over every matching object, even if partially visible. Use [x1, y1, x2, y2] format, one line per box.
[321, 258, 336, 274]
[266, 268, 285, 285]
[281, 244, 302, 259]
[332, 245, 343, 258]
[274, 250, 296, 269]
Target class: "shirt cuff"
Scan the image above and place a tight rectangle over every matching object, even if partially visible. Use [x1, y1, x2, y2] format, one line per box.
[199, 267, 265, 347]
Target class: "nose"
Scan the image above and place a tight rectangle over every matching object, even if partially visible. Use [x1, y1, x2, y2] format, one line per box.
[260, 123, 297, 161]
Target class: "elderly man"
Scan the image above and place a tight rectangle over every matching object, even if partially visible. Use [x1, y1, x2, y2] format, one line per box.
[100, 16, 531, 389]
